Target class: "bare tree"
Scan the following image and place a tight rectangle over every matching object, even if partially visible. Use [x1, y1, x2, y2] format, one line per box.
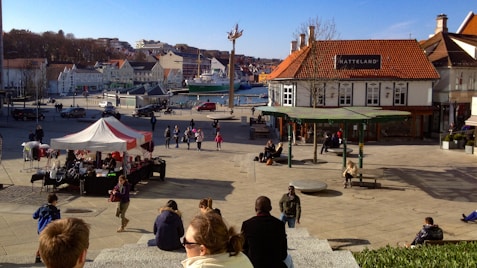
[293, 17, 338, 44]
[294, 17, 339, 164]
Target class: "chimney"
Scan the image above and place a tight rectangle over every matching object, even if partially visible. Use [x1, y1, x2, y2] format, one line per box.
[435, 14, 448, 34]
[290, 40, 297, 54]
[299, 34, 306, 49]
[308, 26, 315, 45]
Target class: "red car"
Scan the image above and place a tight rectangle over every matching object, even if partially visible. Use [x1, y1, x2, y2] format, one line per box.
[195, 102, 216, 111]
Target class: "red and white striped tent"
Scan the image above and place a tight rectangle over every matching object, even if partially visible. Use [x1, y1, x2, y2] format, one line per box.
[50, 117, 152, 152]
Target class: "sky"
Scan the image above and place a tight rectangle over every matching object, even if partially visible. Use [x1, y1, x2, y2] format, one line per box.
[2, 0, 475, 60]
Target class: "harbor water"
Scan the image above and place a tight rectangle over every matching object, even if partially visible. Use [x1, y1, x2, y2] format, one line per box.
[170, 86, 268, 108]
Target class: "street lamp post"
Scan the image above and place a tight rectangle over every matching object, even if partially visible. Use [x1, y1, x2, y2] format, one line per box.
[227, 24, 243, 111]
[36, 85, 39, 124]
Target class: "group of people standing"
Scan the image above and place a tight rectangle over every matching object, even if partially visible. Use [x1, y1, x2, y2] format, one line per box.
[148, 111, 231, 152]
[162, 119, 223, 152]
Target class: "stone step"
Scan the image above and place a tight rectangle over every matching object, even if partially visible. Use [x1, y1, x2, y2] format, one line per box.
[291, 250, 359, 268]
[286, 227, 311, 238]
[87, 245, 359, 268]
[87, 229, 359, 268]
[288, 237, 333, 252]
[84, 245, 184, 268]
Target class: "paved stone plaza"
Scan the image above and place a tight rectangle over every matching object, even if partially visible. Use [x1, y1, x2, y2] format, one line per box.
[1, 96, 477, 265]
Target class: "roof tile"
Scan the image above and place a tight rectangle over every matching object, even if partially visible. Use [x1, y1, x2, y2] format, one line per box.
[269, 40, 439, 80]
[421, 32, 477, 67]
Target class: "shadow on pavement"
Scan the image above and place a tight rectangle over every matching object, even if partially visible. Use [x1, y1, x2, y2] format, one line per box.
[388, 167, 477, 202]
[301, 189, 343, 197]
[137, 178, 234, 201]
[327, 238, 371, 250]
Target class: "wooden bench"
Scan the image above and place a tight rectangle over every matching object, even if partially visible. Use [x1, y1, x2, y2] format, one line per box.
[350, 168, 384, 188]
[327, 147, 353, 156]
[424, 240, 477, 245]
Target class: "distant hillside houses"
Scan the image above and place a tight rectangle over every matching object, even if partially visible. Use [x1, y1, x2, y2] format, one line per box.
[1, 38, 279, 98]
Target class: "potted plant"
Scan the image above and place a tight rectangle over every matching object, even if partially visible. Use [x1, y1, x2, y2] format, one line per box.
[453, 133, 465, 149]
[442, 134, 456, 150]
[465, 140, 475, 154]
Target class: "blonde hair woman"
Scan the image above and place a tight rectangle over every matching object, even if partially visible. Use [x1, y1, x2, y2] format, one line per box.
[342, 160, 358, 188]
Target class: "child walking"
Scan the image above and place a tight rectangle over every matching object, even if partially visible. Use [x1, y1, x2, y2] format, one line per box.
[33, 193, 61, 263]
[215, 132, 223, 151]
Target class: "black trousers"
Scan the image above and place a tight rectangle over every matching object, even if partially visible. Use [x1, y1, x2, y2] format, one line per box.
[345, 172, 353, 182]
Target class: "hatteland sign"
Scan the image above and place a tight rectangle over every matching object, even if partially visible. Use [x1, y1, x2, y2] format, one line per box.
[335, 55, 381, 70]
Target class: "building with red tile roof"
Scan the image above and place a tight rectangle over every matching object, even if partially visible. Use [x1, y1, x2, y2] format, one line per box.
[421, 13, 477, 134]
[269, 40, 439, 81]
[267, 27, 439, 141]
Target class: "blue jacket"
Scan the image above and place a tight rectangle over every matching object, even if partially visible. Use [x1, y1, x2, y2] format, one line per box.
[33, 204, 61, 234]
[153, 208, 184, 251]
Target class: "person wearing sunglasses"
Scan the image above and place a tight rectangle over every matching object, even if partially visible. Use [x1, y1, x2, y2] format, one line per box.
[181, 212, 253, 268]
[279, 185, 301, 228]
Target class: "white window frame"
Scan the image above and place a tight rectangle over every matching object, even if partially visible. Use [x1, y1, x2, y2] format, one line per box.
[283, 85, 293, 106]
[366, 82, 379, 106]
[339, 82, 352, 106]
[394, 82, 407, 105]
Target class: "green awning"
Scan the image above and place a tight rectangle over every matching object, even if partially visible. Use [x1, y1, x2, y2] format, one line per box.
[257, 106, 410, 124]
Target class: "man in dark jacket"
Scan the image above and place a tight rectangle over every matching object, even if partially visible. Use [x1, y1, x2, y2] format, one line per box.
[408, 217, 443, 247]
[241, 196, 289, 268]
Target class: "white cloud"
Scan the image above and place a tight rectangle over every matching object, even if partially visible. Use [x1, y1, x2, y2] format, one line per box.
[371, 20, 416, 39]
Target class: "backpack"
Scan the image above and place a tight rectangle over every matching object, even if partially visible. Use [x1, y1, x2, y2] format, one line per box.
[426, 226, 444, 240]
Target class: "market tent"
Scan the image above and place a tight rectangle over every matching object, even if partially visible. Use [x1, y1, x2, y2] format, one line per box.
[50, 116, 152, 152]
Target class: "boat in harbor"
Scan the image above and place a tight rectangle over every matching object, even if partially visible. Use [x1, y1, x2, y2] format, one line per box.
[239, 81, 252, 90]
[186, 71, 241, 93]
